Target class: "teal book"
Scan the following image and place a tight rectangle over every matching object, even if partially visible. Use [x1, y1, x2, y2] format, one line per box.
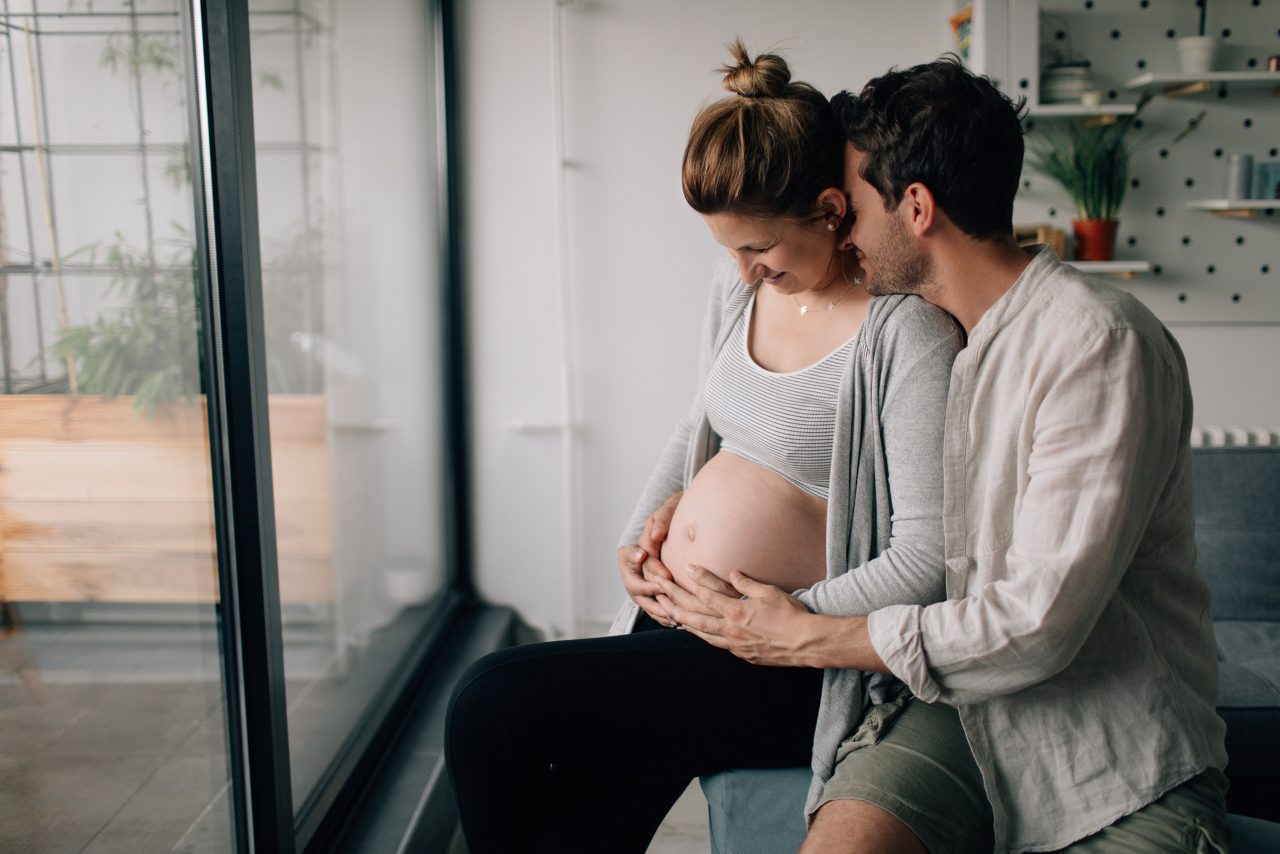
[1251, 161, 1280, 200]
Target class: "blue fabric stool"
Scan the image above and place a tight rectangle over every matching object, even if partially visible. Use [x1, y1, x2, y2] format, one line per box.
[701, 768, 807, 854]
[1228, 813, 1280, 853]
[701, 769, 1280, 852]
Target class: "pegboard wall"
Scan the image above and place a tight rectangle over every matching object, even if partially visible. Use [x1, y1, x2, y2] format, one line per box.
[1012, 0, 1280, 324]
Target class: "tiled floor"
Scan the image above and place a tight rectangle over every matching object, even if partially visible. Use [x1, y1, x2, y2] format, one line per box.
[0, 616, 231, 852]
[0, 607, 341, 852]
[3, 611, 716, 853]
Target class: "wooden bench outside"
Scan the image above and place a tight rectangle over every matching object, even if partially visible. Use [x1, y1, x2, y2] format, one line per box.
[0, 395, 334, 607]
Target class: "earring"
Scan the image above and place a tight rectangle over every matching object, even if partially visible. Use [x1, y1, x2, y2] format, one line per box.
[854, 275, 864, 284]
[826, 222, 836, 231]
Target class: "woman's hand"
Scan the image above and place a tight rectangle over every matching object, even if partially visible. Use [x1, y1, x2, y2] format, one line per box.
[639, 491, 683, 578]
[617, 545, 677, 627]
[617, 491, 685, 627]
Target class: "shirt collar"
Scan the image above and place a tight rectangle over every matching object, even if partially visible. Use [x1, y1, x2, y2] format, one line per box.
[967, 244, 1060, 347]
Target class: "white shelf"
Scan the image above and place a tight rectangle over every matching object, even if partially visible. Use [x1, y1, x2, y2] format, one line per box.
[1026, 103, 1139, 118]
[1124, 71, 1280, 97]
[1187, 199, 1279, 209]
[1186, 200, 1279, 218]
[1065, 261, 1153, 277]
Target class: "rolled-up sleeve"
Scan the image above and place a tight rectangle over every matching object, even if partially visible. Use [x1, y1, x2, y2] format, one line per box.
[868, 327, 1185, 704]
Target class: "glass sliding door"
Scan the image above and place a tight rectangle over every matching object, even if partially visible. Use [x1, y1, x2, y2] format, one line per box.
[0, 1, 233, 850]
[242, 0, 453, 840]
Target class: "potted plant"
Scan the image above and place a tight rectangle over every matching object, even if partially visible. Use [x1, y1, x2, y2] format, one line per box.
[1025, 97, 1203, 261]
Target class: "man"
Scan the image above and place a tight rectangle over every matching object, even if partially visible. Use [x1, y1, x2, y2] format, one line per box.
[656, 56, 1229, 853]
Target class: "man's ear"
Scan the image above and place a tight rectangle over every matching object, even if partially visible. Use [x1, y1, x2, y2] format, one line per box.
[900, 182, 937, 236]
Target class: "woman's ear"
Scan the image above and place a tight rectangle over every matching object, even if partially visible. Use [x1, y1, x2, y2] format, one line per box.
[816, 187, 847, 222]
[816, 187, 849, 237]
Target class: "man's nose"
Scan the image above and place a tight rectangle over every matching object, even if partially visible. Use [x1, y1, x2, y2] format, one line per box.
[838, 224, 858, 252]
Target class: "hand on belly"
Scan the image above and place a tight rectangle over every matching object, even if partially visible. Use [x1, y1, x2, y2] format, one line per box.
[659, 451, 827, 597]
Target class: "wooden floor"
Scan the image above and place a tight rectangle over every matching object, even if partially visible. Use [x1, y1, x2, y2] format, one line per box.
[650, 781, 713, 853]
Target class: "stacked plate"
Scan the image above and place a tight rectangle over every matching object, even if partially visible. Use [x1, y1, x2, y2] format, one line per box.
[1041, 63, 1094, 104]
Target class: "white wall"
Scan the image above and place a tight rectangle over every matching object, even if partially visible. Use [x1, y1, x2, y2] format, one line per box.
[1170, 326, 1280, 428]
[458, 0, 1280, 637]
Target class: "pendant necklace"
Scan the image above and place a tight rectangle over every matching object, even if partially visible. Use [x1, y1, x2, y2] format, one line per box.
[791, 275, 863, 316]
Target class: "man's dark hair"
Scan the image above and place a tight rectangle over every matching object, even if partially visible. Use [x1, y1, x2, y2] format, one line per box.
[832, 55, 1026, 239]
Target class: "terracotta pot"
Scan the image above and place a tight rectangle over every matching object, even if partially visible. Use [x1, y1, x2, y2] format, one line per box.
[1072, 219, 1119, 262]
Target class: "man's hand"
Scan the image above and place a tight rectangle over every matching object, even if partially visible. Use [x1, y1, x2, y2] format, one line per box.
[656, 566, 889, 672]
[655, 566, 819, 667]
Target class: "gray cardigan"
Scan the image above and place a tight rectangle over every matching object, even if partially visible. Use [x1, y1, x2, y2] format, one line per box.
[609, 258, 963, 818]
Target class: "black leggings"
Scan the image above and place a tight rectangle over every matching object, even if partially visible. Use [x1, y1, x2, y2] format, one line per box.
[445, 613, 823, 853]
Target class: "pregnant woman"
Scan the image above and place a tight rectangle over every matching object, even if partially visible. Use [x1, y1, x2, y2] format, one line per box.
[446, 43, 961, 854]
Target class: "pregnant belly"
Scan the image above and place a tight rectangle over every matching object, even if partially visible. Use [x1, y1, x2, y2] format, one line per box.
[660, 450, 827, 597]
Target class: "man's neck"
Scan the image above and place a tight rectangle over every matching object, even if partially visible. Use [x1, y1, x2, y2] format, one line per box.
[924, 237, 1033, 334]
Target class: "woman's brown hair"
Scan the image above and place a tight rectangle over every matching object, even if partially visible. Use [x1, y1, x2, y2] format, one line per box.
[682, 40, 844, 222]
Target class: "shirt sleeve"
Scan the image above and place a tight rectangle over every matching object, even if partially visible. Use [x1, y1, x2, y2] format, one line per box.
[869, 326, 1186, 704]
[617, 258, 738, 547]
[795, 308, 959, 616]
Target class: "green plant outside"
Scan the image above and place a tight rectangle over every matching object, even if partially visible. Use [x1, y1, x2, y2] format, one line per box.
[52, 226, 324, 416]
[42, 5, 310, 416]
[52, 235, 203, 417]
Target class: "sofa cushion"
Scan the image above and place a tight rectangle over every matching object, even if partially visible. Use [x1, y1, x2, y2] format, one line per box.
[1215, 620, 1280, 783]
[1215, 621, 1280, 706]
[1192, 448, 1280, 622]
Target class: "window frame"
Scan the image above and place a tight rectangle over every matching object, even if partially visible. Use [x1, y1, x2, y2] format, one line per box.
[185, 0, 470, 850]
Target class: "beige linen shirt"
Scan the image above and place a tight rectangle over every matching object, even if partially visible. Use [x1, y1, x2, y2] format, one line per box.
[868, 247, 1227, 852]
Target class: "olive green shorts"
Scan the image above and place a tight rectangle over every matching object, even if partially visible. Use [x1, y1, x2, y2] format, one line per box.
[817, 696, 993, 853]
[817, 697, 1230, 853]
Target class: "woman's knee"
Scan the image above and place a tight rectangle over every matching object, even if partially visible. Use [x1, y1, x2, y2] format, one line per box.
[446, 641, 577, 749]
[447, 646, 529, 737]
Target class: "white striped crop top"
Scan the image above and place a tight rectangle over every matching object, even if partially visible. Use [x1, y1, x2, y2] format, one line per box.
[703, 292, 857, 500]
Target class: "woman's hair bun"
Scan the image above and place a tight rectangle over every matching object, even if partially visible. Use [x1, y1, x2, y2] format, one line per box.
[719, 38, 791, 98]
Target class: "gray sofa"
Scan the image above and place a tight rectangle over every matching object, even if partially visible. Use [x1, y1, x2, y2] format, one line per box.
[700, 446, 1280, 852]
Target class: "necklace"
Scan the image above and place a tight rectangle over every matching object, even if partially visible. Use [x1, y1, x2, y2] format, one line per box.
[790, 274, 863, 316]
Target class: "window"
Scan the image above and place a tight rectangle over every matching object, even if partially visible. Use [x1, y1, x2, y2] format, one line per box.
[0, 1, 465, 850]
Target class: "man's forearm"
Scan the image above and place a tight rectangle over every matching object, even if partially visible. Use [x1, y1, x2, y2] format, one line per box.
[797, 613, 891, 673]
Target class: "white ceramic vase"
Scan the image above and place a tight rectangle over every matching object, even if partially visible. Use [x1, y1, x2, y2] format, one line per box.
[384, 556, 436, 605]
[1177, 36, 1221, 75]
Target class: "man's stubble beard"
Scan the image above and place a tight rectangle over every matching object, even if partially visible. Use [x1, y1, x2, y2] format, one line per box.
[864, 215, 932, 297]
